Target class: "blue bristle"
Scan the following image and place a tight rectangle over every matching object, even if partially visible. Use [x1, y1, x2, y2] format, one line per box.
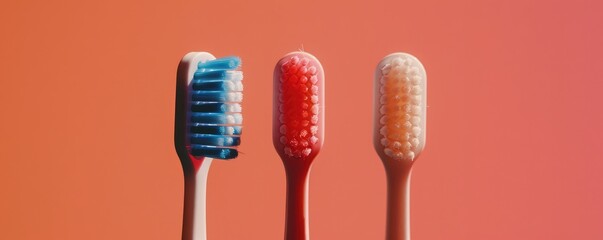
[191, 91, 241, 102]
[192, 81, 236, 91]
[194, 70, 229, 80]
[190, 124, 242, 135]
[190, 134, 241, 146]
[191, 145, 238, 159]
[197, 56, 241, 70]
[191, 102, 238, 113]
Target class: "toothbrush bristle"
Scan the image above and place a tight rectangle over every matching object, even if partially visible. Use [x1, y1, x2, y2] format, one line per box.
[189, 56, 243, 159]
[376, 53, 426, 161]
[274, 53, 323, 158]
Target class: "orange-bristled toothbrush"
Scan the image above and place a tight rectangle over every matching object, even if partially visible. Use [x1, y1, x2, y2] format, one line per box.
[373, 53, 426, 240]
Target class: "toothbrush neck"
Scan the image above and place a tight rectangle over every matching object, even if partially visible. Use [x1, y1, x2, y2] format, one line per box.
[385, 164, 413, 240]
[283, 159, 313, 240]
[182, 158, 213, 240]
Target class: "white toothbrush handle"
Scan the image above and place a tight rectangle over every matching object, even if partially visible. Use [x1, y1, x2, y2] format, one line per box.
[182, 158, 213, 240]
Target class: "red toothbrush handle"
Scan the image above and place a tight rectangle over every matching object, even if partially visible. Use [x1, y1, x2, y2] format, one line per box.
[283, 161, 311, 240]
[385, 166, 412, 240]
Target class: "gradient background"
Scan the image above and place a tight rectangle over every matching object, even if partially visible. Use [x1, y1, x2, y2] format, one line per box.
[1, 0, 602, 239]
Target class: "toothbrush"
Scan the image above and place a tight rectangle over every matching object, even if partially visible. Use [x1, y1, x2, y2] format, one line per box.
[175, 52, 243, 240]
[273, 51, 325, 240]
[373, 53, 426, 240]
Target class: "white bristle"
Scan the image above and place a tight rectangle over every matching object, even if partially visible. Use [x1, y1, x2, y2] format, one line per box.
[226, 126, 235, 135]
[227, 92, 243, 102]
[235, 81, 244, 91]
[224, 81, 235, 91]
[230, 103, 242, 113]
[227, 71, 243, 81]
[410, 116, 421, 125]
[234, 114, 243, 124]
[310, 126, 318, 135]
[226, 115, 235, 124]
[302, 148, 312, 156]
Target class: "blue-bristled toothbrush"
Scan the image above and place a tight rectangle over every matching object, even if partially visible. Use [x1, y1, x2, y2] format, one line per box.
[175, 52, 243, 240]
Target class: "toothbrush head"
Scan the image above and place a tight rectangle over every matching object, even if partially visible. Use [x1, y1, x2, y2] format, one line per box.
[273, 52, 325, 161]
[175, 52, 243, 169]
[374, 53, 426, 164]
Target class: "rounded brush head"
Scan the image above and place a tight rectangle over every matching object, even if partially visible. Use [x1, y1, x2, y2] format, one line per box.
[273, 52, 325, 160]
[374, 52, 426, 163]
[175, 52, 243, 165]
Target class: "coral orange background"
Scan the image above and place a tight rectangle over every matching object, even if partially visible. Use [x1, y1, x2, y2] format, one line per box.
[1, 0, 602, 239]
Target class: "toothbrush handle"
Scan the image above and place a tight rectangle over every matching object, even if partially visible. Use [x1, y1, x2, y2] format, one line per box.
[385, 167, 412, 240]
[284, 163, 311, 240]
[182, 158, 213, 240]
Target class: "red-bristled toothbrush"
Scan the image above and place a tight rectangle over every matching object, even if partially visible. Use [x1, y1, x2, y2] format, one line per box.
[373, 53, 426, 240]
[175, 52, 243, 240]
[273, 51, 325, 240]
